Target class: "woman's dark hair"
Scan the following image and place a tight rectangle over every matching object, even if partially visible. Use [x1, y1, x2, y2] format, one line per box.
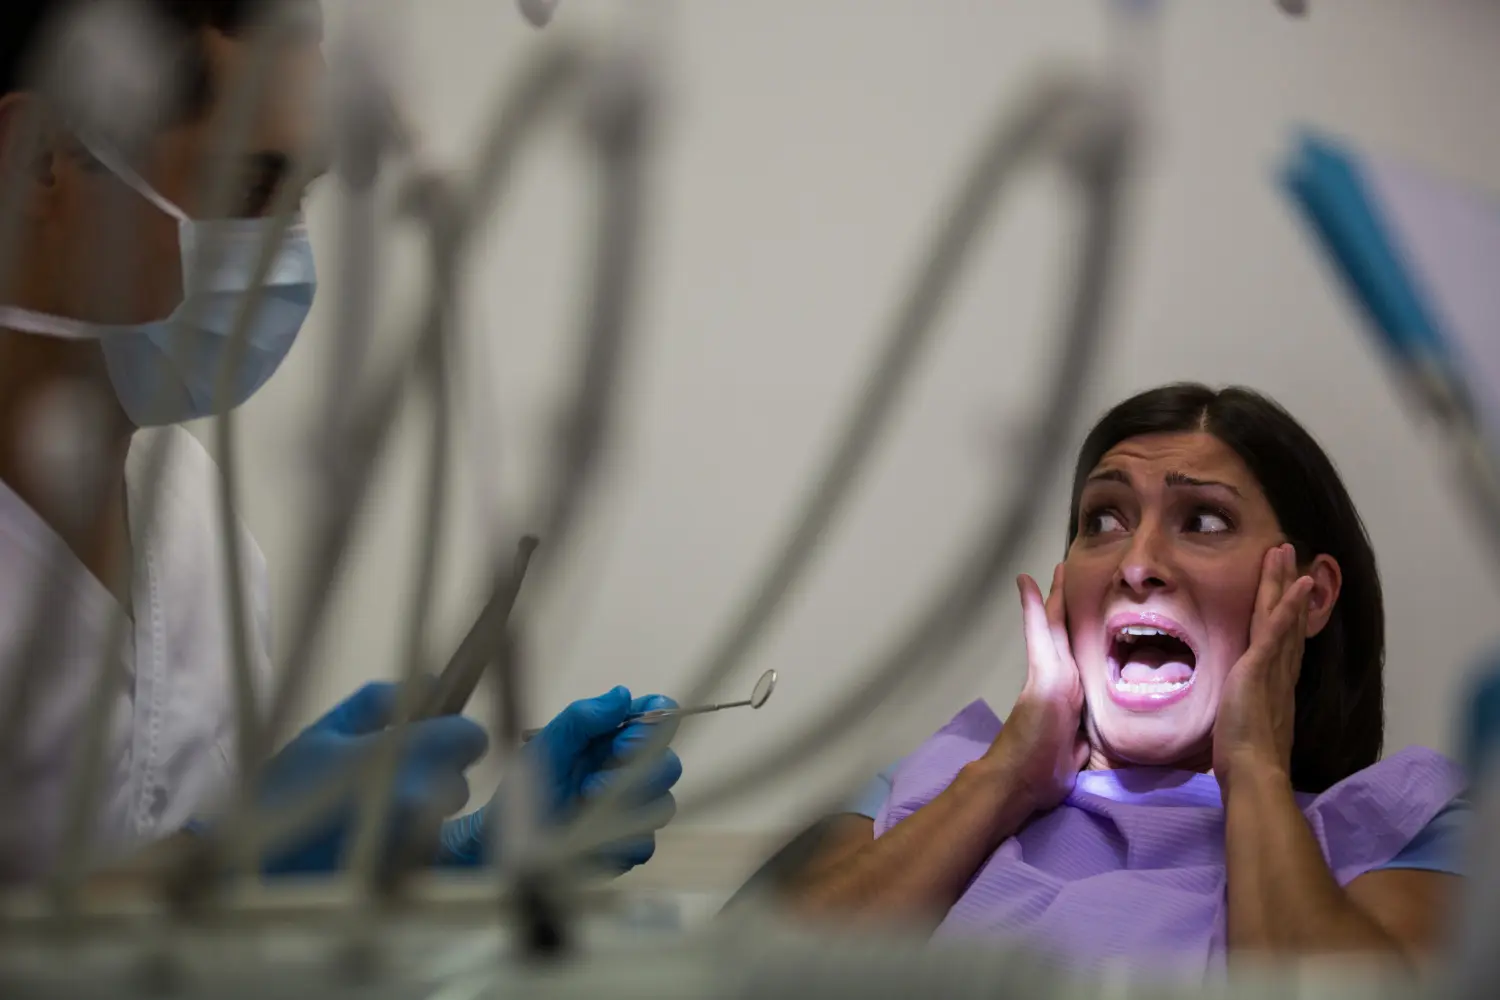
[1066, 383, 1383, 792]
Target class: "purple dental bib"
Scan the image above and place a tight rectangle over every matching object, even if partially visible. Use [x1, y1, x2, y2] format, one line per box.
[874, 701, 1465, 980]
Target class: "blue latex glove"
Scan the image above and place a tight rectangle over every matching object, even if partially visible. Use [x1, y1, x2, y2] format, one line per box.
[247, 682, 489, 874]
[437, 686, 683, 873]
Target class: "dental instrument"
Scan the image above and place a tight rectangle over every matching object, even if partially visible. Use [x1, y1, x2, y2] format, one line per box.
[519, 669, 778, 743]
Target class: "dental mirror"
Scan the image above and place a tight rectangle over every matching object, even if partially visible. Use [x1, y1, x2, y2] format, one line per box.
[748, 668, 777, 709]
[520, 669, 778, 742]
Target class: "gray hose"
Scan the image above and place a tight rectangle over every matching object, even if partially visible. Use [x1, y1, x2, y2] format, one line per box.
[343, 171, 459, 893]
[255, 43, 586, 756]
[173, 42, 604, 900]
[562, 78, 1133, 856]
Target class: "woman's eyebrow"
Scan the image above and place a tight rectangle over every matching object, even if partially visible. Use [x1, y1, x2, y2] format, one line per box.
[1164, 471, 1242, 496]
[1084, 468, 1243, 497]
[1085, 468, 1131, 487]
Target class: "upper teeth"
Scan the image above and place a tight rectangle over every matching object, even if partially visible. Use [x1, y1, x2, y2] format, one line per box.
[1119, 626, 1167, 642]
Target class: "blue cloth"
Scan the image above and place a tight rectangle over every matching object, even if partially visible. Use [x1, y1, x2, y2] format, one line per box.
[845, 761, 1467, 876]
[846, 765, 900, 822]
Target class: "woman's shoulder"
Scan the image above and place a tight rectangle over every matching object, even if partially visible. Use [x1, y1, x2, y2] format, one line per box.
[1325, 745, 1466, 798]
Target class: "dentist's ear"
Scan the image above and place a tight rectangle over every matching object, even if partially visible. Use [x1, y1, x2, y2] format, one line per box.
[1302, 553, 1342, 637]
[0, 96, 60, 209]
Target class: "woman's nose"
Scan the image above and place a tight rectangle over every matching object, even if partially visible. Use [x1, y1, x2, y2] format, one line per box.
[1115, 526, 1175, 595]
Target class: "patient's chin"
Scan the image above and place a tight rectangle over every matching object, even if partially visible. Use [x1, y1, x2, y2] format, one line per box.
[1093, 717, 1211, 769]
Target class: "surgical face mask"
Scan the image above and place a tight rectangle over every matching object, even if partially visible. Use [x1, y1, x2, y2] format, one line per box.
[0, 141, 317, 427]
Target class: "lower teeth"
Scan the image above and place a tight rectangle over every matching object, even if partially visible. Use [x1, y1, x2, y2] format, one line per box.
[1115, 679, 1190, 694]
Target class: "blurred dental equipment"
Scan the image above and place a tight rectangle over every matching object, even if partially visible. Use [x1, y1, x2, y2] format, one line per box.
[1468, 658, 1500, 783]
[518, 0, 561, 30]
[417, 536, 541, 723]
[0, 0, 1133, 973]
[20, 0, 1498, 998]
[519, 669, 778, 743]
[1282, 134, 1500, 574]
[1282, 127, 1500, 1000]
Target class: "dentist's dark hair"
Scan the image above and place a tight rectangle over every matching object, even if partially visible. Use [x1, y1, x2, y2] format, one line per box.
[1, 1, 320, 121]
[1066, 383, 1384, 793]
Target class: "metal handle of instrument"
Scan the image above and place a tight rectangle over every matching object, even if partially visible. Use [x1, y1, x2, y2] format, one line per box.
[517, 701, 732, 742]
[413, 535, 541, 722]
[518, 669, 777, 742]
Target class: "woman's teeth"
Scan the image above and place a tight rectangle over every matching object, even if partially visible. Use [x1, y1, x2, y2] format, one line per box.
[1113, 677, 1192, 694]
[1107, 624, 1197, 705]
[1118, 626, 1171, 641]
[1111, 625, 1196, 696]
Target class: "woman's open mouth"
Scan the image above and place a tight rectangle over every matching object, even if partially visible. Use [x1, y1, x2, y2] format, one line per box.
[1105, 615, 1198, 710]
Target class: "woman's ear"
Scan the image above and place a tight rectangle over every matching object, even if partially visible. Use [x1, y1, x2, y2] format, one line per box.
[1303, 553, 1342, 637]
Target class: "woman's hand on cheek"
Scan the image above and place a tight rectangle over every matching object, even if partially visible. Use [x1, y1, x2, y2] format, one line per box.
[983, 564, 1090, 816]
[1213, 543, 1313, 796]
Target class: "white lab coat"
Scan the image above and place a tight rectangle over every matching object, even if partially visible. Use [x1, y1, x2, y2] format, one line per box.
[0, 426, 272, 885]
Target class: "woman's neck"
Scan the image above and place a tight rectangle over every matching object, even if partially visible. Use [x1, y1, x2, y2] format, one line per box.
[1085, 743, 1215, 774]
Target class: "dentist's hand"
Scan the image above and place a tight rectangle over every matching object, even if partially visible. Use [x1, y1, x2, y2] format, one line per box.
[983, 564, 1090, 815]
[438, 687, 683, 873]
[255, 682, 489, 875]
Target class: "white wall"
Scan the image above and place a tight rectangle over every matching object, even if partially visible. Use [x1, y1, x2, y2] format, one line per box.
[219, 0, 1500, 841]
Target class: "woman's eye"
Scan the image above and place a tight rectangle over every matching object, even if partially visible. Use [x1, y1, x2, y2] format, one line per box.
[1187, 509, 1232, 534]
[1085, 509, 1126, 535]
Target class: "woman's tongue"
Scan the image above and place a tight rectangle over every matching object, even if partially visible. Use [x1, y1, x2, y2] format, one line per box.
[1118, 645, 1194, 685]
